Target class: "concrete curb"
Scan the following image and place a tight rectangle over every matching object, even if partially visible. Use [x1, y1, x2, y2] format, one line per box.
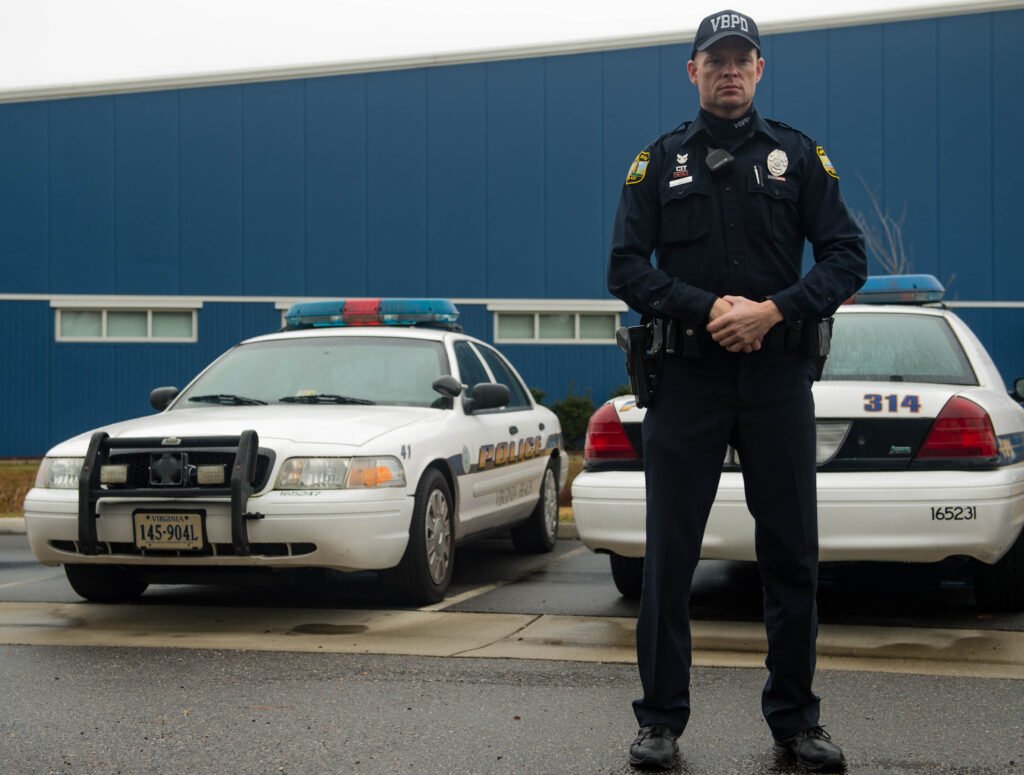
[0, 518, 26, 535]
[1, 601, 1021, 680]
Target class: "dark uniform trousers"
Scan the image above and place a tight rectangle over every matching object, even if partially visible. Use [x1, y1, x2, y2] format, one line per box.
[634, 346, 821, 740]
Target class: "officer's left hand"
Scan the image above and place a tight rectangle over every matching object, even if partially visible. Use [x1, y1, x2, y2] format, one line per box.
[707, 296, 784, 352]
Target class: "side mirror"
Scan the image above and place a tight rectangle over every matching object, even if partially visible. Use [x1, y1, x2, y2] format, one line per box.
[1013, 377, 1024, 403]
[149, 386, 179, 412]
[464, 383, 510, 414]
[432, 375, 463, 398]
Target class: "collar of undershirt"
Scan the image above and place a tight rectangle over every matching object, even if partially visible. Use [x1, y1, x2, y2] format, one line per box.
[700, 107, 756, 151]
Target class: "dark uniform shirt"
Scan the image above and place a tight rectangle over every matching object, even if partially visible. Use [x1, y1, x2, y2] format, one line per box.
[608, 110, 867, 326]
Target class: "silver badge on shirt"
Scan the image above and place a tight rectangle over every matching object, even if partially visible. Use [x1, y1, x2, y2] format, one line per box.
[766, 149, 789, 177]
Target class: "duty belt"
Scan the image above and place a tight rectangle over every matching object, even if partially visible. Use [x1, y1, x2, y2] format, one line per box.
[664, 320, 804, 356]
[759, 321, 804, 352]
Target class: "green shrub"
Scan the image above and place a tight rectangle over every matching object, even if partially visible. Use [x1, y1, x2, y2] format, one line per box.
[529, 387, 547, 406]
[551, 388, 595, 451]
[609, 383, 633, 398]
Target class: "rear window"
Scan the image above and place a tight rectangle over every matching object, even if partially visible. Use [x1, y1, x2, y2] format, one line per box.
[821, 312, 977, 385]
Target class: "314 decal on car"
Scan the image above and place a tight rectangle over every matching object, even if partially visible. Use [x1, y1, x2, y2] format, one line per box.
[863, 393, 921, 413]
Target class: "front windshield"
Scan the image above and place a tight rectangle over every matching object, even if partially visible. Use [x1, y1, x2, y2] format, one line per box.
[175, 336, 450, 408]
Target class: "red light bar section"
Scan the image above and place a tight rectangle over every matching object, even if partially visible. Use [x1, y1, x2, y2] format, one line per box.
[342, 298, 382, 325]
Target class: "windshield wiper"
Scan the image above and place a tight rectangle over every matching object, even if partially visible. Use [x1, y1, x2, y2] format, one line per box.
[278, 394, 376, 405]
[187, 394, 268, 406]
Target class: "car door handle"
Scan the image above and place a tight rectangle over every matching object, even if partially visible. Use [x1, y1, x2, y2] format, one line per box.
[509, 426, 518, 435]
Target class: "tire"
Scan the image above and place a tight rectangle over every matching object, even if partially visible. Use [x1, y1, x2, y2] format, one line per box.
[385, 468, 455, 605]
[510, 463, 559, 554]
[610, 553, 644, 599]
[974, 529, 1024, 611]
[64, 564, 148, 603]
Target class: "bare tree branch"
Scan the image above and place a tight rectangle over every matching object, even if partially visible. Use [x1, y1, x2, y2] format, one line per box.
[850, 174, 912, 275]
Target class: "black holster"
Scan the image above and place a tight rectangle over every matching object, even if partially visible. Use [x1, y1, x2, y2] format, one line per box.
[616, 324, 660, 408]
[801, 317, 833, 380]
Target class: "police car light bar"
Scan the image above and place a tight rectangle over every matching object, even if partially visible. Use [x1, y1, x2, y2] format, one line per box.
[849, 274, 945, 305]
[284, 298, 461, 330]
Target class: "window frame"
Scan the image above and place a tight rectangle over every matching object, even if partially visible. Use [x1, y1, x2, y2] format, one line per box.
[471, 341, 533, 410]
[53, 300, 200, 343]
[489, 301, 625, 345]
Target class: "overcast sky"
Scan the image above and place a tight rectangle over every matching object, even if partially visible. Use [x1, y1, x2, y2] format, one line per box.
[0, 0, 1016, 100]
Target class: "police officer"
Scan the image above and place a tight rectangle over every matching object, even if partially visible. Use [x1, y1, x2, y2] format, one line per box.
[608, 9, 866, 772]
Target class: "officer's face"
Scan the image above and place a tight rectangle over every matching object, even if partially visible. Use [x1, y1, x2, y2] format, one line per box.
[687, 38, 764, 119]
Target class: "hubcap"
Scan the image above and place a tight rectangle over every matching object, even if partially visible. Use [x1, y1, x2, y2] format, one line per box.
[543, 468, 558, 539]
[424, 488, 452, 585]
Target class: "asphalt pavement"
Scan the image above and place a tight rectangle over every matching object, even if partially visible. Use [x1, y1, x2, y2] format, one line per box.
[2, 528, 1024, 773]
[3, 646, 1023, 775]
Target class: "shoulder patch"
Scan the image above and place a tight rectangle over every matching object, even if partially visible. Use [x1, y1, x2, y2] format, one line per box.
[816, 146, 839, 179]
[626, 151, 651, 185]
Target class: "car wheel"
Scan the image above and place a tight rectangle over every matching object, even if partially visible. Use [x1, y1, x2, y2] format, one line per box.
[510, 463, 559, 554]
[610, 553, 644, 599]
[385, 468, 455, 605]
[974, 529, 1024, 611]
[64, 564, 148, 603]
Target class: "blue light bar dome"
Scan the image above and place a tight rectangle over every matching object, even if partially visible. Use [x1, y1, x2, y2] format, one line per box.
[284, 298, 461, 330]
[851, 274, 945, 305]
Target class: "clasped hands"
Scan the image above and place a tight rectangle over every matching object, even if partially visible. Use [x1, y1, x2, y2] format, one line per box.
[706, 295, 784, 353]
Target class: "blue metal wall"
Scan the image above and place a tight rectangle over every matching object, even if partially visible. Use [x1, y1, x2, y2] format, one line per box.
[0, 302, 283, 456]
[1, 8, 1023, 455]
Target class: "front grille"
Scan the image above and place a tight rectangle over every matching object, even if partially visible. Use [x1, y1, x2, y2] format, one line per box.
[50, 540, 316, 558]
[101, 451, 273, 491]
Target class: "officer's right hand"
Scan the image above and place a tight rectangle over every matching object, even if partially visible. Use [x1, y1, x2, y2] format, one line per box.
[708, 298, 759, 353]
[708, 296, 786, 353]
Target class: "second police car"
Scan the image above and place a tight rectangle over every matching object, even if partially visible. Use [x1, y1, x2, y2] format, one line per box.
[24, 299, 568, 604]
[572, 276, 1024, 610]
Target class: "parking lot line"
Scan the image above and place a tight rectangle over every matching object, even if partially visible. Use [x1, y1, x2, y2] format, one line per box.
[0, 572, 63, 590]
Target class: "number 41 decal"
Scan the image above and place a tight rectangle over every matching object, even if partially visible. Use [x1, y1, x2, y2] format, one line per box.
[863, 393, 921, 413]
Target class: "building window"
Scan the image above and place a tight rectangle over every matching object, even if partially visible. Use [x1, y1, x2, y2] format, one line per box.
[55, 308, 197, 342]
[493, 311, 618, 344]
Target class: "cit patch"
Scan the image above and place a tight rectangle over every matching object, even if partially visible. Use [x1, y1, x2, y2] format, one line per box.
[817, 146, 839, 179]
[626, 151, 650, 185]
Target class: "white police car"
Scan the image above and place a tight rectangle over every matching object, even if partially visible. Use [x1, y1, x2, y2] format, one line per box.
[25, 299, 568, 604]
[572, 276, 1024, 610]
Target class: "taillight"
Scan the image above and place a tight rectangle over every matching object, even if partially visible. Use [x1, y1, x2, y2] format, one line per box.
[584, 403, 639, 462]
[917, 396, 998, 459]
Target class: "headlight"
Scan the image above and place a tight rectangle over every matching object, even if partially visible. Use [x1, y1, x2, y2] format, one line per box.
[35, 457, 85, 489]
[274, 456, 406, 490]
[276, 458, 350, 489]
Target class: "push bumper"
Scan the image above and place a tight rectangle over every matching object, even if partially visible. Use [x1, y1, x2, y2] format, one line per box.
[25, 487, 414, 573]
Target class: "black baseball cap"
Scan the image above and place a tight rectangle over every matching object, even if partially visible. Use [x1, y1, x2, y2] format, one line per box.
[691, 10, 761, 58]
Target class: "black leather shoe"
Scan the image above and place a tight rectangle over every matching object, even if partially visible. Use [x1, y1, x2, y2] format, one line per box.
[774, 726, 846, 772]
[628, 724, 679, 770]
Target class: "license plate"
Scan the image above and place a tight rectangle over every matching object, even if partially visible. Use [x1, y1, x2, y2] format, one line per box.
[133, 511, 204, 550]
